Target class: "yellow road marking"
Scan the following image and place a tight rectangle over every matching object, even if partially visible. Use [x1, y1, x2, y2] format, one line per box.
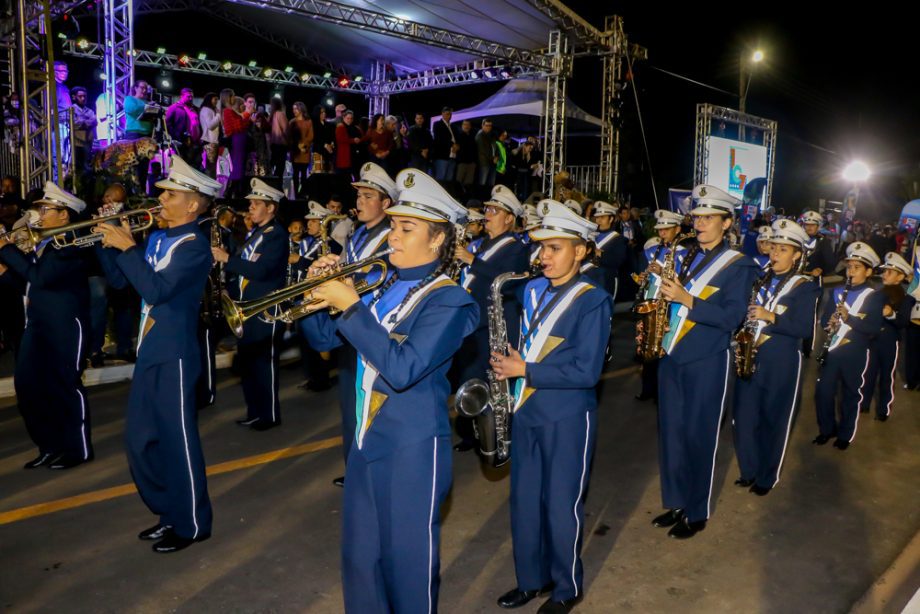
[0, 436, 342, 526]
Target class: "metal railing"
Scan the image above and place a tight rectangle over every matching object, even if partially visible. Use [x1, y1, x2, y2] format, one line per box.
[565, 164, 603, 195]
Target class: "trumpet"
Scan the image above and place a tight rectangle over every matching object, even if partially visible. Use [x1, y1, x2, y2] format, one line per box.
[0, 224, 47, 252]
[50, 206, 163, 248]
[222, 249, 392, 337]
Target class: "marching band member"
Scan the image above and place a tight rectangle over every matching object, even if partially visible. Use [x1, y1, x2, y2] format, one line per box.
[653, 185, 757, 539]
[491, 200, 612, 614]
[860, 252, 915, 421]
[732, 220, 819, 495]
[306, 169, 478, 613]
[95, 157, 220, 552]
[298, 201, 342, 272]
[0, 183, 93, 470]
[453, 184, 529, 452]
[813, 242, 885, 450]
[521, 205, 543, 263]
[214, 178, 289, 431]
[588, 200, 628, 298]
[562, 198, 583, 216]
[465, 207, 486, 256]
[634, 209, 686, 403]
[801, 210, 834, 356]
[753, 225, 772, 276]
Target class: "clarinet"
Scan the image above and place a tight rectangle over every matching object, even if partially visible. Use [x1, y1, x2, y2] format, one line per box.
[816, 277, 852, 365]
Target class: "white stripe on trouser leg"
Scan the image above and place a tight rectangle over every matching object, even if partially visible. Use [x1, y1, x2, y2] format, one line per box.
[772, 351, 803, 487]
[74, 318, 89, 459]
[205, 328, 213, 403]
[851, 349, 871, 442]
[705, 350, 731, 519]
[885, 342, 899, 416]
[270, 320, 277, 422]
[427, 437, 437, 614]
[178, 359, 200, 538]
[571, 412, 591, 598]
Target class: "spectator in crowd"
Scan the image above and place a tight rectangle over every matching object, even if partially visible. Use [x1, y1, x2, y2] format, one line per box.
[146, 161, 164, 196]
[510, 138, 538, 200]
[223, 96, 250, 198]
[0, 176, 22, 229]
[198, 92, 221, 177]
[54, 61, 71, 114]
[431, 106, 458, 182]
[475, 117, 496, 193]
[366, 113, 394, 174]
[312, 105, 334, 173]
[334, 103, 346, 124]
[455, 119, 477, 194]
[123, 81, 153, 140]
[407, 112, 432, 171]
[494, 130, 510, 188]
[334, 110, 362, 178]
[69, 87, 96, 173]
[288, 101, 314, 197]
[269, 97, 289, 178]
[166, 87, 202, 166]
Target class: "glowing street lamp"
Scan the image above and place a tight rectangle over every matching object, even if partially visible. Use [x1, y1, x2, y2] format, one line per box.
[842, 160, 871, 183]
[752, 50, 765, 63]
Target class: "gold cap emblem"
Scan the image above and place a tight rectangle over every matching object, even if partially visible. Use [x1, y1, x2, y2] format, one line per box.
[403, 173, 415, 189]
[699, 187, 707, 197]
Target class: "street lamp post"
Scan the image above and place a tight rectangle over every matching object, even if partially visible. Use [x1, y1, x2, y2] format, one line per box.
[739, 49, 764, 141]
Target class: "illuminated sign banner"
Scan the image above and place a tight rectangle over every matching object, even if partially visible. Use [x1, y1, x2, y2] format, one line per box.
[704, 136, 768, 200]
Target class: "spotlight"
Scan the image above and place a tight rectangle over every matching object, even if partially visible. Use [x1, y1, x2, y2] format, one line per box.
[325, 97, 334, 106]
[222, 61, 232, 70]
[499, 68, 511, 78]
[469, 70, 479, 80]
[76, 38, 90, 50]
[97, 71, 106, 81]
[158, 69, 173, 90]
[300, 73, 312, 82]
[483, 69, 493, 78]
[337, 76, 350, 87]
[248, 60, 258, 68]
[323, 71, 332, 78]
[263, 68, 274, 77]
[197, 52, 207, 60]
[160, 77, 172, 89]
[284, 65, 293, 73]
[156, 47, 166, 54]
[177, 54, 190, 66]
[354, 75, 363, 82]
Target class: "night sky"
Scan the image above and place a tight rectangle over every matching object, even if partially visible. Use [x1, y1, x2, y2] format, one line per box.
[59, 4, 919, 220]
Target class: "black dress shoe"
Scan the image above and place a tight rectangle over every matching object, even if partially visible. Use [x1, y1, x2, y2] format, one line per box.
[23, 452, 57, 469]
[668, 517, 706, 539]
[152, 532, 210, 553]
[537, 597, 580, 614]
[48, 455, 90, 470]
[332, 476, 345, 487]
[138, 524, 174, 541]
[236, 417, 259, 426]
[734, 477, 755, 487]
[833, 438, 850, 450]
[749, 484, 772, 496]
[651, 508, 684, 528]
[497, 587, 543, 609]
[812, 433, 833, 445]
[875, 414, 888, 422]
[250, 420, 281, 431]
[453, 440, 476, 452]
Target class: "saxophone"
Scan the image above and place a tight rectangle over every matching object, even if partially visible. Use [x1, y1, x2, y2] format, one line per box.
[734, 267, 773, 379]
[203, 206, 232, 325]
[816, 276, 852, 365]
[455, 270, 532, 468]
[320, 214, 346, 257]
[633, 232, 693, 362]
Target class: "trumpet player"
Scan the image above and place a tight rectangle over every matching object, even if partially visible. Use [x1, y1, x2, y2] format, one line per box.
[732, 221, 819, 496]
[813, 242, 885, 450]
[490, 200, 612, 614]
[634, 209, 685, 403]
[94, 157, 220, 552]
[452, 184, 529, 453]
[859, 252, 914, 421]
[0, 182, 93, 470]
[213, 178, 289, 431]
[306, 170, 478, 613]
[653, 185, 757, 539]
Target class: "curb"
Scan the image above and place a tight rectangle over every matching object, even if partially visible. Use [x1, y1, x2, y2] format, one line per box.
[851, 528, 920, 614]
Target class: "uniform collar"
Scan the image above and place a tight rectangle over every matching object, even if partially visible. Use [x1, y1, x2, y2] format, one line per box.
[166, 220, 199, 237]
[396, 259, 440, 281]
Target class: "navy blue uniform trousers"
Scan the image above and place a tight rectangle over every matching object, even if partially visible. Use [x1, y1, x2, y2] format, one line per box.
[510, 411, 597, 602]
[733, 351, 804, 489]
[15, 321, 92, 460]
[237, 317, 283, 424]
[342, 435, 451, 614]
[126, 358, 212, 539]
[814, 347, 871, 442]
[861, 337, 900, 418]
[658, 349, 731, 523]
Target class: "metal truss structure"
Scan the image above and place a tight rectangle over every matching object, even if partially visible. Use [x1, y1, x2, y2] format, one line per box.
[527, 0, 606, 48]
[222, 0, 553, 71]
[693, 103, 778, 208]
[15, 0, 60, 190]
[367, 61, 389, 117]
[103, 0, 134, 140]
[541, 30, 570, 195]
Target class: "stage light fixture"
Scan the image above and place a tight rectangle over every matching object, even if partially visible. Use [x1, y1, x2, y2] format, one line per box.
[178, 54, 190, 66]
[469, 70, 479, 80]
[325, 97, 334, 106]
[156, 47, 166, 54]
[300, 73, 311, 82]
[263, 68, 274, 77]
[284, 66, 293, 73]
[197, 52, 207, 60]
[499, 68, 511, 78]
[354, 76, 363, 82]
[222, 61, 233, 70]
[483, 69, 494, 78]
[323, 71, 333, 78]
[76, 38, 90, 50]
[337, 76, 350, 87]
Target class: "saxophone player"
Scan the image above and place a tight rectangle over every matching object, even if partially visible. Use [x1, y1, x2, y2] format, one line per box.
[212, 178, 289, 431]
[652, 185, 757, 539]
[634, 209, 685, 402]
[860, 252, 915, 420]
[813, 242, 885, 449]
[490, 200, 612, 614]
[732, 220, 819, 495]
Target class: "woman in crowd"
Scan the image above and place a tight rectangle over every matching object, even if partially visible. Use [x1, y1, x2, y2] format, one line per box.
[198, 92, 221, 177]
[222, 96, 249, 198]
[268, 97, 289, 178]
[288, 102, 314, 197]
